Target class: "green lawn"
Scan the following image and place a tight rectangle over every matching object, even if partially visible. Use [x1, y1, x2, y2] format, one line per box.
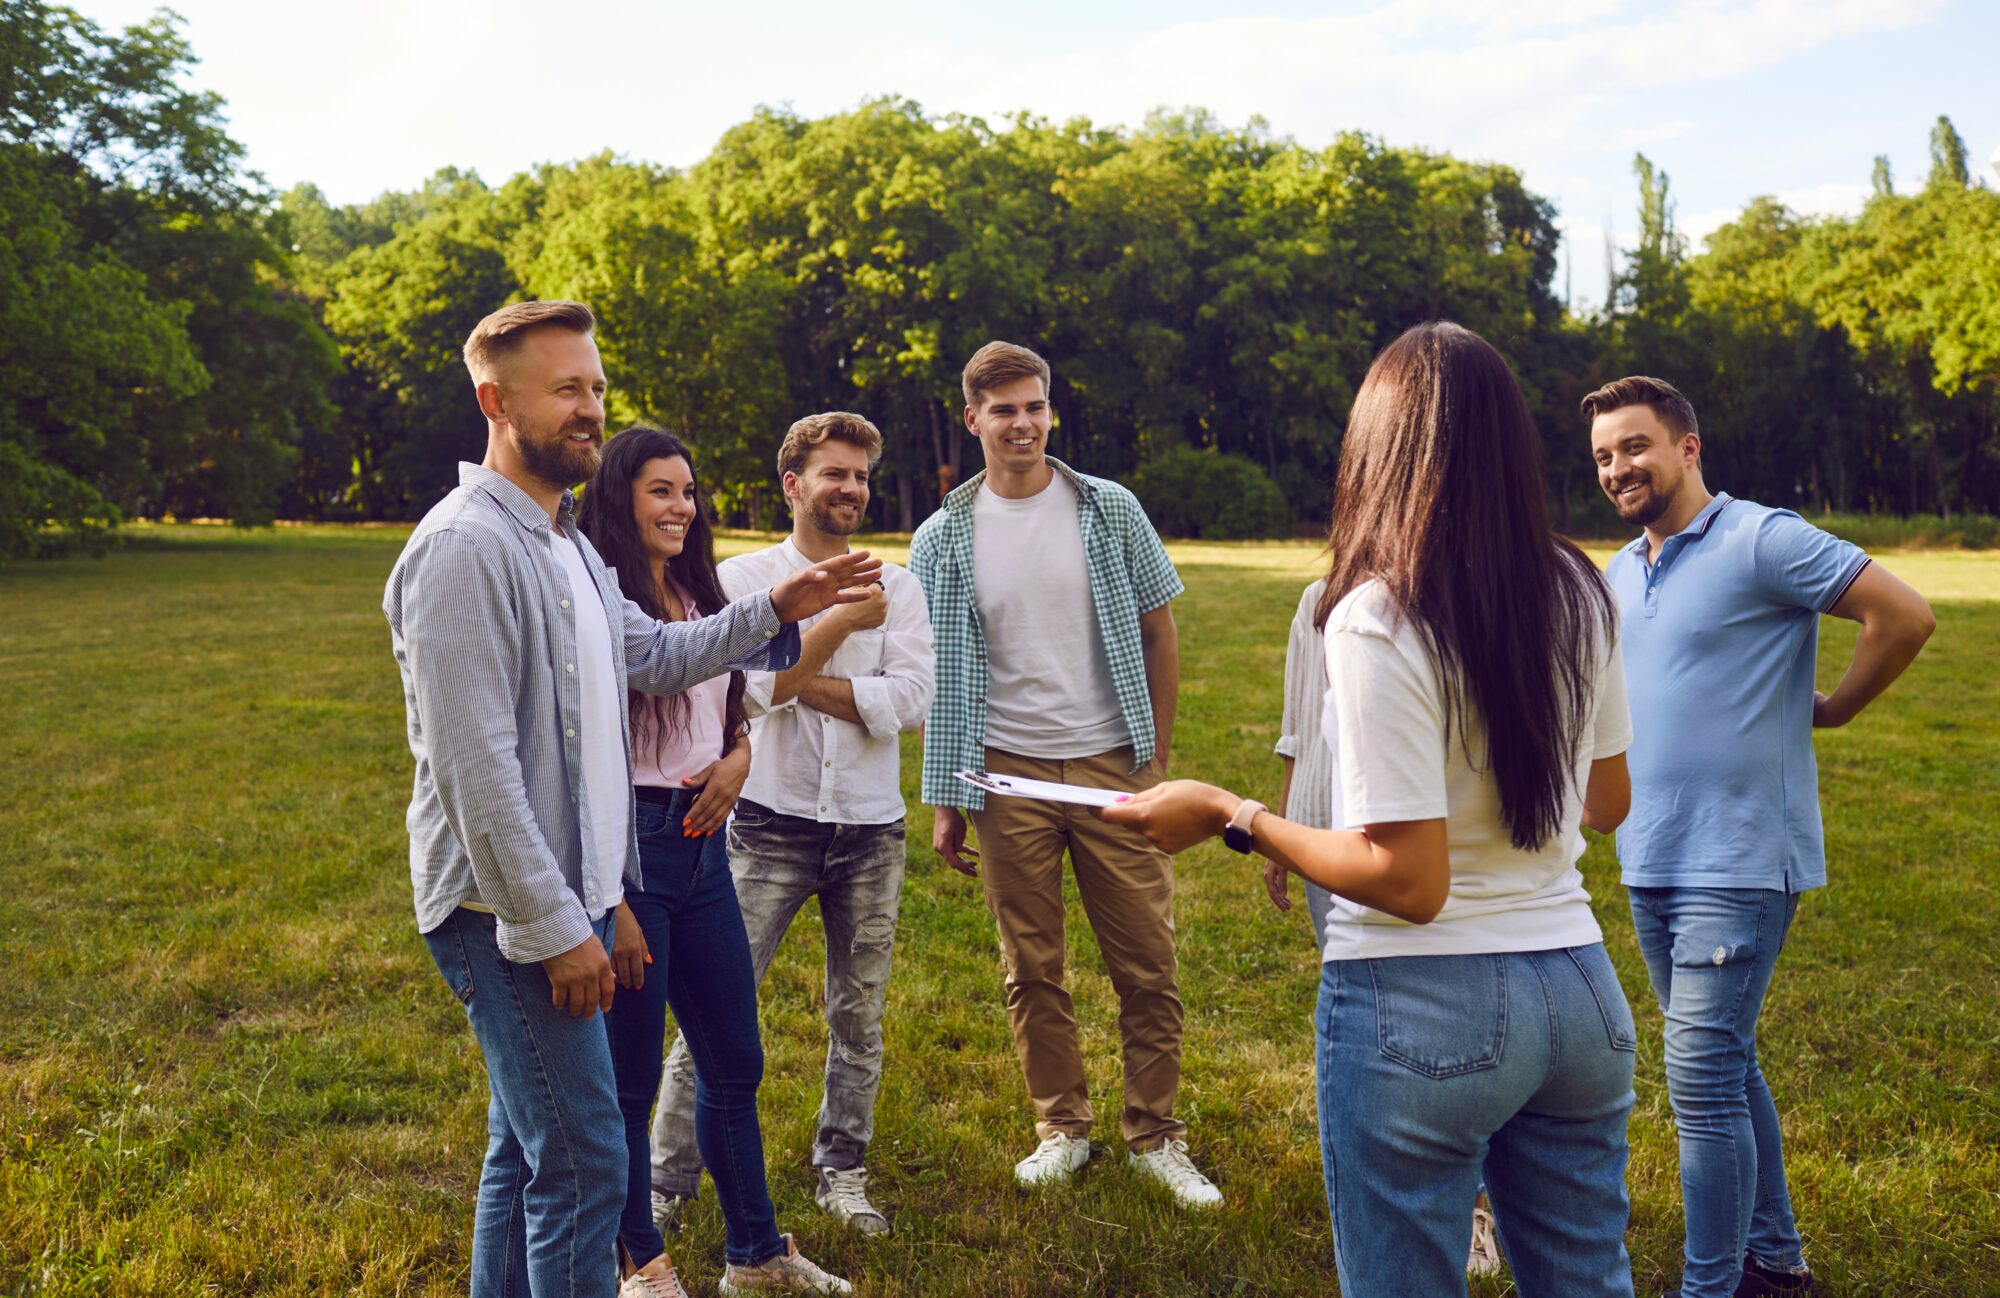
[1, 526, 1993, 1296]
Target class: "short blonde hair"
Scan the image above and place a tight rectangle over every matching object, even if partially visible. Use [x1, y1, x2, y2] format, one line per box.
[776, 412, 884, 479]
[961, 341, 1050, 409]
[463, 300, 596, 383]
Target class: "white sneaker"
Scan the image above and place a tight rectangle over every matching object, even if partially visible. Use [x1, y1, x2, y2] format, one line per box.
[1128, 1138, 1223, 1208]
[816, 1165, 890, 1235]
[1467, 1202, 1505, 1276]
[1013, 1132, 1091, 1186]
[650, 1189, 692, 1236]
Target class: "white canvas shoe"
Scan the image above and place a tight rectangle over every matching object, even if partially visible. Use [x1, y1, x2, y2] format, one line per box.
[1013, 1132, 1092, 1186]
[816, 1166, 890, 1235]
[1467, 1201, 1505, 1276]
[1128, 1138, 1223, 1208]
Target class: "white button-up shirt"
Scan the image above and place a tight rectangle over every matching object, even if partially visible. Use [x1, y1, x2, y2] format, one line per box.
[720, 539, 936, 825]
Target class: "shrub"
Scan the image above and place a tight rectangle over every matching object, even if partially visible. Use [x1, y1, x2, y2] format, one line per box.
[1126, 446, 1291, 540]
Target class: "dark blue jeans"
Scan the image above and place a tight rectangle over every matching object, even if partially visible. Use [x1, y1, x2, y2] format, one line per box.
[423, 907, 625, 1298]
[604, 790, 784, 1269]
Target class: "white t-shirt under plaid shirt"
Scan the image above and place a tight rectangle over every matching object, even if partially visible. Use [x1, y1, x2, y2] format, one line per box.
[910, 457, 1184, 812]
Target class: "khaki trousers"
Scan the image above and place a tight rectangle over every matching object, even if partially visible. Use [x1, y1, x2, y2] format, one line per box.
[966, 746, 1185, 1151]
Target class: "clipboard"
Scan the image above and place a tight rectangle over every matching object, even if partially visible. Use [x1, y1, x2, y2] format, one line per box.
[953, 769, 1129, 808]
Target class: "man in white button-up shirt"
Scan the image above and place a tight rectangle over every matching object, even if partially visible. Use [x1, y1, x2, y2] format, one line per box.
[649, 412, 935, 1238]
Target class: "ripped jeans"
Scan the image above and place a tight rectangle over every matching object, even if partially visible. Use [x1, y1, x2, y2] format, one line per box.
[1628, 886, 1806, 1298]
[652, 800, 905, 1191]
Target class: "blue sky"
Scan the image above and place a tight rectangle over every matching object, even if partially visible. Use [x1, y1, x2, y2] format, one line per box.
[73, 0, 2000, 307]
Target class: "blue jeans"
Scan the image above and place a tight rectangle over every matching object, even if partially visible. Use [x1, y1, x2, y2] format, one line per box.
[423, 907, 625, 1298]
[604, 791, 784, 1269]
[653, 801, 906, 1186]
[1315, 947, 1637, 1298]
[1629, 886, 1805, 1298]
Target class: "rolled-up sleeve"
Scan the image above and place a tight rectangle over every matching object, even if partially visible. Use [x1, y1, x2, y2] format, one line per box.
[850, 572, 937, 740]
[398, 530, 591, 962]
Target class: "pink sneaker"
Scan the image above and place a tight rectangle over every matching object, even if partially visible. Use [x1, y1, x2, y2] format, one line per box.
[718, 1234, 852, 1295]
[620, 1252, 693, 1298]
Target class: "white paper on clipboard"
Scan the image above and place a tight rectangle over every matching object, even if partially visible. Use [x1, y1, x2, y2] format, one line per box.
[953, 769, 1129, 808]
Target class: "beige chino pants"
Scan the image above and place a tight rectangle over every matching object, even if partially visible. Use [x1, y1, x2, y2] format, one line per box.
[966, 746, 1185, 1151]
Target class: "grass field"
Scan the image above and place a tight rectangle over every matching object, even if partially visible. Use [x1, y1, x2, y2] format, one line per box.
[1, 525, 1994, 1297]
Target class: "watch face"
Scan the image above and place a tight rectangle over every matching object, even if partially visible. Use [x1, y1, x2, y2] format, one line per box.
[1223, 823, 1253, 853]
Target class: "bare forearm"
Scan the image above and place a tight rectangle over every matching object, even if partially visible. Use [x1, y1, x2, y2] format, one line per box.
[1275, 755, 1295, 821]
[769, 618, 849, 704]
[1821, 615, 1932, 724]
[1254, 813, 1449, 925]
[797, 675, 865, 725]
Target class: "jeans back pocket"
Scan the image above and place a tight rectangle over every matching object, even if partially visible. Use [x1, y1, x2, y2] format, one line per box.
[421, 913, 478, 1005]
[1368, 954, 1507, 1079]
[1565, 944, 1638, 1053]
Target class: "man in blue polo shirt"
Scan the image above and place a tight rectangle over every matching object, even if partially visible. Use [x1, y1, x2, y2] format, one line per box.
[1586, 376, 1934, 1298]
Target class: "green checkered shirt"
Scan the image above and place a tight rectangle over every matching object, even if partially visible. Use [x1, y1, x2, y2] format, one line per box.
[909, 457, 1184, 810]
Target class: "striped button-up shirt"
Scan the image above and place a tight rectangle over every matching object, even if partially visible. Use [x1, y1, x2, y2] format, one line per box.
[1276, 577, 1337, 830]
[909, 457, 1183, 811]
[384, 463, 800, 963]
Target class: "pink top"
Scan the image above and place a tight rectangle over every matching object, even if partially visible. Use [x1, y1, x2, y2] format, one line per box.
[631, 578, 731, 789]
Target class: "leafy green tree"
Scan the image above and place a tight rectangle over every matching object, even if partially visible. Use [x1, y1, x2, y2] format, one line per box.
[0, 1, 333, 553]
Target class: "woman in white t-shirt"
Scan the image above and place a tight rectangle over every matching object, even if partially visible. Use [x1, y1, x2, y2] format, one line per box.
[1104, 322, 1637, 1298]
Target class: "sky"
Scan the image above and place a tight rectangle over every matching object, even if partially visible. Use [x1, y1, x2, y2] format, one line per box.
[70, 0, 2000, 308]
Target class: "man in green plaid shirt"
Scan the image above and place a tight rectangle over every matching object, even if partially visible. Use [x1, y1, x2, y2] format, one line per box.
[909, 341, 1222, 1209]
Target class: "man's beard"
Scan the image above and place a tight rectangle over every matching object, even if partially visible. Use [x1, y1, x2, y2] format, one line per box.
[1611, 472, 1678, 527]
[512, 414, 602, 490]
[805, 493, 866, 537]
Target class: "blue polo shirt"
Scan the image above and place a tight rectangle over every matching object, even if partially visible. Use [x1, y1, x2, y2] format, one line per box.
[1607, 493, 1869, 893]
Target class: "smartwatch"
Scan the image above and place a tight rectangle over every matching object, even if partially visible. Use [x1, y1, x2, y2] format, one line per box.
[1222, 799, 1265, 854]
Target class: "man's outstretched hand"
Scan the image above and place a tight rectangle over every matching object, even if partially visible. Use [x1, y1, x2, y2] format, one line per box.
[770, 550, 885, 623]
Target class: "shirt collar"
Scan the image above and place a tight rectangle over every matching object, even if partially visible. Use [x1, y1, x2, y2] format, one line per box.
[1678, 491, 1733, 541]
[1623, 491, 1733, 557]
[459, 461, 574, 534]
[943, 456, 1092, 516]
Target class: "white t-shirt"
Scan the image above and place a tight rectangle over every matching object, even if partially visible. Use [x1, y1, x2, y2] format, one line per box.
[1317, 579, 1632, 961]
[972, 474, 1129, 758]
[548, 531, 629, 919]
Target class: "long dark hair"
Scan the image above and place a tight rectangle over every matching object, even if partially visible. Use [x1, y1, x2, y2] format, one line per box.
[1315, 322, 1616, 851]
[577, 426, 747, 759]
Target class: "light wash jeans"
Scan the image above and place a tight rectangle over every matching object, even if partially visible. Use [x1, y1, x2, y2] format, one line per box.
[652, 800, 905, 1192]
[423, 907, 624, 1298]
[1315, 946, 1638, 1298]
[1628, 886, 1806, 1298]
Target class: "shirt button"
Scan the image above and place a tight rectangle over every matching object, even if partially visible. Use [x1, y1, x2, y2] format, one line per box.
[565, 663, 575, 673]
[560, 599, 570, 609]
[824, 760, 833, 768]
[565, 728, 577, 738]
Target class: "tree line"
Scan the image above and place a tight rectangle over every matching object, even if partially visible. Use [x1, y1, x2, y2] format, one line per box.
[4, 2, 1996, 561]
